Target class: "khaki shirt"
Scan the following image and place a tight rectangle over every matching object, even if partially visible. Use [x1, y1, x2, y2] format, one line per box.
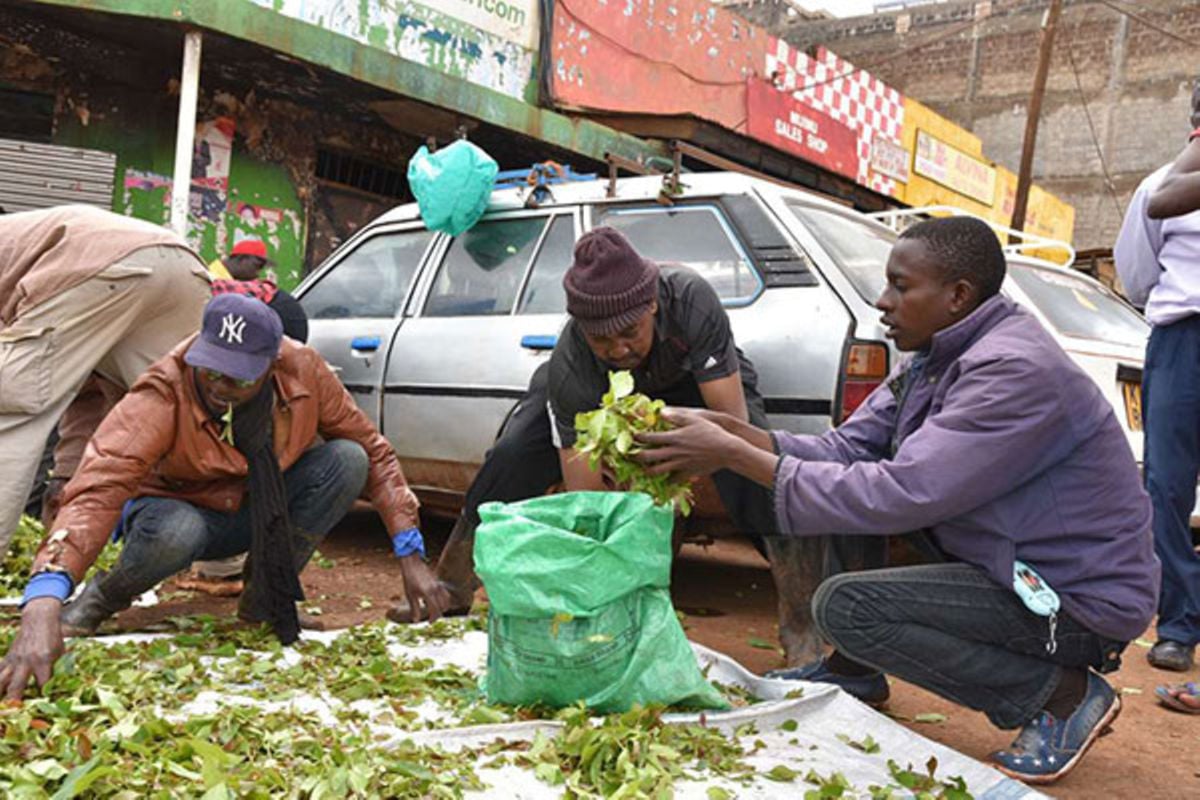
[0, 205, 196, 327]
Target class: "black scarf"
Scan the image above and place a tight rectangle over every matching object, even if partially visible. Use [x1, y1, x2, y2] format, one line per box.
[230, 383, 304, 644]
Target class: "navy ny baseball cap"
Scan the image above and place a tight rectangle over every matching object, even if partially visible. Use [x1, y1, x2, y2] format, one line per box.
[185, 293, 283, 382]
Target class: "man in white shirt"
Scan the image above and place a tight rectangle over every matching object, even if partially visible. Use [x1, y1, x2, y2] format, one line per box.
[1114, 81, 1200, 676]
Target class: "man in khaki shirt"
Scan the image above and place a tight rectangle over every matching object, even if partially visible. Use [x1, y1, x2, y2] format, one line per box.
[0, 205, 211, 555]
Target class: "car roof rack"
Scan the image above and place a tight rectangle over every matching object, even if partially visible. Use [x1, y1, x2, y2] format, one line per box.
[494, 161, 598, 209]
[494, 161, 597, 188]
[868, 205, 1076, 266]
[602, 141, 854, 208]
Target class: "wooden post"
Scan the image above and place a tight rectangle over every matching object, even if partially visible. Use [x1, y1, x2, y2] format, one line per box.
[1010, 0, 1063, 242]
[169, 30, 202, 238]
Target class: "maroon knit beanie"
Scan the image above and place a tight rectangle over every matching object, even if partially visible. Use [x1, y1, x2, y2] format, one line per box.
[563, 227, 660, 336]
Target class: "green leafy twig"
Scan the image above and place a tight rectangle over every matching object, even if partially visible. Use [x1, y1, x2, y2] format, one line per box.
[511, 704, 752, 797]
[574, 371, 694, 515]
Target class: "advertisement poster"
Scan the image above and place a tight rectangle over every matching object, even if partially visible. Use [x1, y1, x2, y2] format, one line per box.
[190, 117, 235, 223]
[870, 134, 911, 184]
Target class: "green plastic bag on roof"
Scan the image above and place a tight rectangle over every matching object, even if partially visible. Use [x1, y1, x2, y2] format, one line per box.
[474, 491, 728, 713]
[407, 140, 499, 236]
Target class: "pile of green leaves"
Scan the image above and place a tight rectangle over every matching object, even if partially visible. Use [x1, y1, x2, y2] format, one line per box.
[574, 371, 694, 515]
[1, 516, 121, 598]
[0, 617, 499, 797]
[504, 704, 751, 798]
[0, 609, 975, 798]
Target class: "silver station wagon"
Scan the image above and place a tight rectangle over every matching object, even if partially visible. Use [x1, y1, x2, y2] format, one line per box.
[295, 171, 1167, 533]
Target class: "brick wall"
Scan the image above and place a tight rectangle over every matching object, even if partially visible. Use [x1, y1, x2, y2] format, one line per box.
[758, 0, 1200, 250]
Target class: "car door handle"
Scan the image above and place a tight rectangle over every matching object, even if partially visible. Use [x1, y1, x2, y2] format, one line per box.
[351, 336, 382, 353]
[520, 334, 558, 351]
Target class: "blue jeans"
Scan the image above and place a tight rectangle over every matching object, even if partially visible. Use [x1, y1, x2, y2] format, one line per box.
[813, 563, 1124, 729]
[1143, 317, 1200, 646]
[98, 440, 369, 601]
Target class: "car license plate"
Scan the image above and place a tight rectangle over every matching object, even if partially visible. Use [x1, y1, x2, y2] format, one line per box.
[1120, 380, 1143, 432]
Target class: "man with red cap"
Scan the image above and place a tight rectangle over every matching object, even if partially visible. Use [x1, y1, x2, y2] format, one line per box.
[209, 237, 307, 343]
[0, 294, 448, 699]
[386, 227, 835, 664]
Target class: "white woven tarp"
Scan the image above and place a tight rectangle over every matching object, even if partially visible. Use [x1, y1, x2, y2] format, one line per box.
[77, 625, 1047, 799]
[388, 633, 1049, 800]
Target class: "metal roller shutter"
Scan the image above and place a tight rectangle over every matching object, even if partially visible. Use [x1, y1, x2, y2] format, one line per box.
[0, 137, 116, 212]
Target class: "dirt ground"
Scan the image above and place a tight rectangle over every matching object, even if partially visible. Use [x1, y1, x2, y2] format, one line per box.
[98, 514, 1199, 799]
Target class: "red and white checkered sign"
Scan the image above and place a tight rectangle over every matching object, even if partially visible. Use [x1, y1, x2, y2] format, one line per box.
[765, 39, 906, 197]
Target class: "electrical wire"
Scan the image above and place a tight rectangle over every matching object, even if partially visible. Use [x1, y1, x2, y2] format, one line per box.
[786, 12, 988, 95]
[1095, 0, 1200, 50]
[553, 0, 992, 95]
[1059, 18, 1127, 223]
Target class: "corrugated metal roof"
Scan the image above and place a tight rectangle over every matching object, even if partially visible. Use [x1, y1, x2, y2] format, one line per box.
[0, 137, 116, 212]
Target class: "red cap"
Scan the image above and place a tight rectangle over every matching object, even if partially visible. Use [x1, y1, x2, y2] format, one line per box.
[230, 239, 268, 260]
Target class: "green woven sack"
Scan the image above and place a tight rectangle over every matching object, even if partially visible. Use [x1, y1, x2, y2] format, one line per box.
[474, 492, 728, 713]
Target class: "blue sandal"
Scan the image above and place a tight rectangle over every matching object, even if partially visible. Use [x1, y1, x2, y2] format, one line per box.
[1156, 681, 1200, 714]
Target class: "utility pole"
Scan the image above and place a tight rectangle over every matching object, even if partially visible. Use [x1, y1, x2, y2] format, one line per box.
[1010, 0, 1063, 241]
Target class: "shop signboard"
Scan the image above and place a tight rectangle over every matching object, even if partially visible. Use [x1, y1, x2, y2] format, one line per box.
[914, 129, 997, 205]
[870, 134, 910, 184]
[746, 79, 858, 181]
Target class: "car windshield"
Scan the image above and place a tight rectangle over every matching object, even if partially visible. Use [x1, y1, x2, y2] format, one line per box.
[1007, 264, 1148, 347]
[786, 202, 893, 303]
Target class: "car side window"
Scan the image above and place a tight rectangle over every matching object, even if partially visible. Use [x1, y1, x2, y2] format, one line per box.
[592, 204, 761, 302]
[517, 215, 575, 314]
[300, 229, 432, 319]
[424, 217, 548, 316]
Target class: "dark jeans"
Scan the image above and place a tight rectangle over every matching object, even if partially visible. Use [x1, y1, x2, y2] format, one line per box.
[1143, 316, 1200, 646]
[435, 362, 872, 663]
[98, 440, 368, 601]
[813, 563, 1125, 729]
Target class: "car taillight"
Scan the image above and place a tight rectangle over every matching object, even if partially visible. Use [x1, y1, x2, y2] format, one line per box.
[838, 341, 889, 423]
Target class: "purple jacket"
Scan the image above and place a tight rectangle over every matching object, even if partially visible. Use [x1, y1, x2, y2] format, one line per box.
[773, 295, 1159, 642]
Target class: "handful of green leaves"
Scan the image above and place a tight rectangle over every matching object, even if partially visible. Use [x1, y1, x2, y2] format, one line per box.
[574, 371, 694, 515]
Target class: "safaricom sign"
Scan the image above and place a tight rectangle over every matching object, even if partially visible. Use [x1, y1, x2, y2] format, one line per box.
[445, 0, 538, 47]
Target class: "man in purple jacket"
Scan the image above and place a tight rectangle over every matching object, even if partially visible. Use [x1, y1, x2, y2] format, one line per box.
[639, 217, 1159, 785]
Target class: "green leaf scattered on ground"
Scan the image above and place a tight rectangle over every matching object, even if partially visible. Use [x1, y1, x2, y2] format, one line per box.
[803, 768, 852, 798]
[747, 637, 777, 650]
[837, 732, 881, 753]
[886, 757, 973, 800]
[765, 764, 799, 782]
[912, 713, 947, 725]
[1, 516, 120, 598]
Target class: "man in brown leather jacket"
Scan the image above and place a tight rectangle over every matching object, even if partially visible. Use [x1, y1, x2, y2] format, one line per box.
[0, 294, 448, 699]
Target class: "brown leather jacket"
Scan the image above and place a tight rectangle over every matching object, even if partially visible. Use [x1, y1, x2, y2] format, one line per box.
[34, 336, 420, 582]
